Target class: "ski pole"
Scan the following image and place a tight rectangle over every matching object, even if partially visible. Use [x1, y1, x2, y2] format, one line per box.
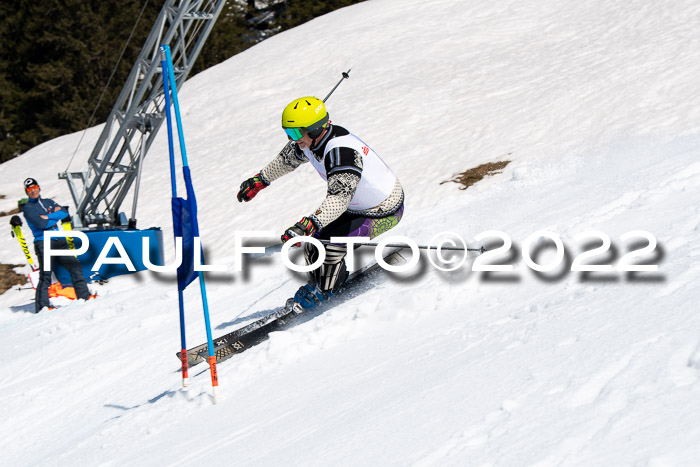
[323, 69, 351, 102]
[318, 239, 487, 253]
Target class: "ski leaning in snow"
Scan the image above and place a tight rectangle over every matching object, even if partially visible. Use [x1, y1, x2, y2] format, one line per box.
[10, 216, 37, 269]
[10, 215, 40, 288]
[178, 250, 407, 367]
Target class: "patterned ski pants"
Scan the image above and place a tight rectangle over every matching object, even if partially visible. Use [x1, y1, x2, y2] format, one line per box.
[304, 204, 404, 292]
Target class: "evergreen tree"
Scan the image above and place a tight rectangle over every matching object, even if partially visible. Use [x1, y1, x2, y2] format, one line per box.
[0, 0, 364, 164]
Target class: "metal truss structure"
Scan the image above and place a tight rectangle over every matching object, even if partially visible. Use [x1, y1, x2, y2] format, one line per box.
[59, 0, 226, 228]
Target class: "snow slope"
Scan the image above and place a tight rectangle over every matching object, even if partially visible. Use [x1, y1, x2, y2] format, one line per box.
[1, 0, 700, 465]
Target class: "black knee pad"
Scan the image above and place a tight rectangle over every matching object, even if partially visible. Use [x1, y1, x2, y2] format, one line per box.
[304, 242, 349, 292]
[325, 260, 349, 293]
[304, 241, 321, 285]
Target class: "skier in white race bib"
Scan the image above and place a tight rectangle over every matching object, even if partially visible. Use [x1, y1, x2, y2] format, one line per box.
[237, 96, 404, 310]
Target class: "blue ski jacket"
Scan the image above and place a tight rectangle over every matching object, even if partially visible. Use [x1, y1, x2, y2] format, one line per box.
[22, 197, 68, 242]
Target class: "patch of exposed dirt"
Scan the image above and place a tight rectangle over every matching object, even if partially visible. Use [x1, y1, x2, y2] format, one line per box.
[441, 159, 511, 190]
[0, 263, 26, 295]
[0, 207, 20, 217]
[0, 194, 20, 217]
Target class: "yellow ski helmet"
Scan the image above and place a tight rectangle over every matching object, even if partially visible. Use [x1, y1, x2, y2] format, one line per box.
[281, 96, 329, 140]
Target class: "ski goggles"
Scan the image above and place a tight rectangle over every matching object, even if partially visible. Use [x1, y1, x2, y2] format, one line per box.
[284, 127, 306, 141]
[25, 185, 40, 192]
[284, 125, 328, 142]
[283, 115, 330, 141]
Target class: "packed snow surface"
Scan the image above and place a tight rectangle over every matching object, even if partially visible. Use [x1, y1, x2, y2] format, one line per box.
[1, 0, 700, 465]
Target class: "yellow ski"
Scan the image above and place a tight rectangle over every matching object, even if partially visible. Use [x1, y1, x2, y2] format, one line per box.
[62, 219, 76, 250]
[11, 219, 37, 270]
[10, 215, 40, 288]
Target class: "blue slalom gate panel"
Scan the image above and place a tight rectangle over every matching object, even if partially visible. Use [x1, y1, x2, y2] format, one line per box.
[54, 228, 164, 284]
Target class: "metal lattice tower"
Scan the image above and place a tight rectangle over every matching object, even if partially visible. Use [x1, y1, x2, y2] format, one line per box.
[59, 0, 226, 228]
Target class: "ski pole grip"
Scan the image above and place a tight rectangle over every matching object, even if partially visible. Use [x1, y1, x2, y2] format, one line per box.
[323, 68, 352, 102]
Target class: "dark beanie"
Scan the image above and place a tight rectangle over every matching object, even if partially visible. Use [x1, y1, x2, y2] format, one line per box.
[24, 178, 39, 189]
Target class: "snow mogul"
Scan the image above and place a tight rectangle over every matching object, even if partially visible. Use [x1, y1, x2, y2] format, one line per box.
[237, 96, 404, 310]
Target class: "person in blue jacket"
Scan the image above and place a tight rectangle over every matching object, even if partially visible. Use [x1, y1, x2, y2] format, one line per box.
[21, 178, 92, 312]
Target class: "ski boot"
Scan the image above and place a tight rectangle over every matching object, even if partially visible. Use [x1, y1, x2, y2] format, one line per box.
[288, 284, 334, 314]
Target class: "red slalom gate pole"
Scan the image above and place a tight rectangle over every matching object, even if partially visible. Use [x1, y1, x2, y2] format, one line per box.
[208, 356, 219, 403]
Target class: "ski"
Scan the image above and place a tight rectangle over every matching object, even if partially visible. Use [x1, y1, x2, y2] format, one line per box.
[177, 250, 406, 367]
[10, 215, 40, 288]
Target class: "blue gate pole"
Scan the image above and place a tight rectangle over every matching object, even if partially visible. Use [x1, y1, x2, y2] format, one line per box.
[163, 45, 219, 402]
[160, 46, 189, 387]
